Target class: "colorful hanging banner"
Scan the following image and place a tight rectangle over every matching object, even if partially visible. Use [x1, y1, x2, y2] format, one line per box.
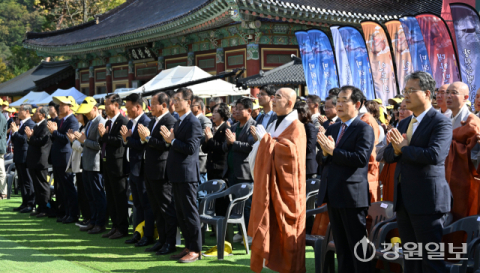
[295, 31, 319, 96]
[416, 14, 460, 87]
[307, 29, 339, 100]
[399, 17, 433, 75]
[385, 20, 414, 91]
[362, 21, 398, 104]
[337, 26, 375, 100]
[331, 26, 353, 87]
[450, 3, 480, 100]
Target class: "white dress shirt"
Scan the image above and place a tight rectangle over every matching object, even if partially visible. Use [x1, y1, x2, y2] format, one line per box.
[411, 106, 432, 135]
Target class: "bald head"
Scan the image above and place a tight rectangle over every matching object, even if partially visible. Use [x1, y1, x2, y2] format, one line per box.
[447, 81, 470, 115]
[273, 88, 297, 115]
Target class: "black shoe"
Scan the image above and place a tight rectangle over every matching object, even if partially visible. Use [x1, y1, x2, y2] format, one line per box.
[63, 216, 78, 224]
[156, 243, 176, 255]
[20, 207, 33, 213]
[13, 206, 25, 212]
[76, 220, 90, 228]
[57, 216, 66, 223]
[145, 240, 164, 252]
[124, 232, 141, 244]
[36, 212, 48, 218]
[135, 236, 154, 247]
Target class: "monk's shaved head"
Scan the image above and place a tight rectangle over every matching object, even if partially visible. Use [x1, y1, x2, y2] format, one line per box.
[447, 81, 470, 115]
[273, 87, 297, 115]
[448, 81, 469, 95]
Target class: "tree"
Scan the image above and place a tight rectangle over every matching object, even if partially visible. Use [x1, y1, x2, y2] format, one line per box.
[0, 58, 14, 83]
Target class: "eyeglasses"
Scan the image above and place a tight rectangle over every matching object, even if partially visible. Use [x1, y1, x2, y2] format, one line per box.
[172, 98, 184, 103]
[402, 88, 424, 96]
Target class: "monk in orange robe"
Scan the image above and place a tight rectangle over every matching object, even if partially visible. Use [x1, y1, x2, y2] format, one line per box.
[248, 88, 307, 273]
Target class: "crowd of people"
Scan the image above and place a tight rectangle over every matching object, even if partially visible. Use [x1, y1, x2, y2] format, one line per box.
[0, 70, 477, 272]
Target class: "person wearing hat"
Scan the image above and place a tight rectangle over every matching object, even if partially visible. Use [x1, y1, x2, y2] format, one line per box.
[1, 100, 10, 121]
[73, 97, 107, 234]
[10, 104, 36, 212]
[251, 100, 261, 120]
[47, 96, 80, 223]
[121, 93, 153, 246]
[24, 106, 52, 217]
[98, 93, 129, 239]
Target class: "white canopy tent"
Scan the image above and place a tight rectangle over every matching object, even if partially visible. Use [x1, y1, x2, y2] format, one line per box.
[10, 91, 50, 107]
[118, 66, 249, 98]
[93, 88, 135, 101]
[37, 87, 87, 105]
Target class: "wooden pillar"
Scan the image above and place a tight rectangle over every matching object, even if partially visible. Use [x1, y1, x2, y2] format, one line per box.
[128, 60, 134, 88]
[246, 44, 260, 97]
[75, 69, 80, 91]
[106, 63, 112, 93]
[216, 48, 225, 75]
[88, 66, 95, 96]
[158, 56, 164, 74]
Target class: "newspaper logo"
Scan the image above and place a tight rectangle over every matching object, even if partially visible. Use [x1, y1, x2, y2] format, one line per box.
[354, 236, 376, 262]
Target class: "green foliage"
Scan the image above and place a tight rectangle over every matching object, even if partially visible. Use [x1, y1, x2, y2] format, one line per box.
[0, 58, 14, 83]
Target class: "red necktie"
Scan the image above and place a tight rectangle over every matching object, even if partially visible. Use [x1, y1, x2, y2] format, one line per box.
[336, 123, 347, 147]
[59, 119, 64, 129]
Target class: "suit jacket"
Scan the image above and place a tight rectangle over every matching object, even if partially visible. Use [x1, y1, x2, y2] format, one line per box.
[322, 117, 341, 130]
[26, 120, 51, 169]
[222, 117, 257, 180]
[305, 122, 318, 175]
[0, 113, 7, 154]
[50, 114, 79, 168]
[125, 113, 151, 177]
[317, 117, 375, 208]
[82, 115, 105, 172]
[166, 112, 203, 183]
[144, 113, 177, 181]
[197, 113, 212, 174]
[384, 108, 452, 214]
[12, 118, 35, 164]
[100, 114, 129, 175]
[256, 111, 277, 128]
[202, 122, 228, 174]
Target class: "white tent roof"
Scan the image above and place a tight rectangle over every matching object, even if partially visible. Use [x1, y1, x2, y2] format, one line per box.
[37, 87, 87, 105]
[119, 66, 249, 98]
[10, 91, 50, 107]
[93, 88, 135, 100]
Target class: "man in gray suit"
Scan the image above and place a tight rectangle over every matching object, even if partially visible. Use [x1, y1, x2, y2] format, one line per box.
[74, 97, 107, 234]
[192, 96, 212, 185]
[0, 110, 7, 200]
[223, 98, 256, 239]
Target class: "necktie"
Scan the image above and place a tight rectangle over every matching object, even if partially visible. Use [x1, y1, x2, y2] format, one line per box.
[101, 120, 112, 159]
[406, 117, 418, 143]
[174, 120, 180, 133]
[85, 121, 92, 136]
[59, 119, 64, 129]
[336, 123, 347, 147]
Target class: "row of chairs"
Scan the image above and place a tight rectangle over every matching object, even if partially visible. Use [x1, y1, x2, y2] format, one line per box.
[305, 178, 480, 273]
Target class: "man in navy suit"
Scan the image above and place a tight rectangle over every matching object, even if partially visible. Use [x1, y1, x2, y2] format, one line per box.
[121, 93, 153, 247]
[160, 87, 203, 263]
[47, 96, 80, 224]
[385, 71, 452, 273]
[11, 104, 36, 212]
[317, 86, 375, 273]
[255, 84, 277, 128]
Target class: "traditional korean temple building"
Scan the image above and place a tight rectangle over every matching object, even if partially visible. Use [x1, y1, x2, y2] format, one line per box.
[23, 0, 445, 98]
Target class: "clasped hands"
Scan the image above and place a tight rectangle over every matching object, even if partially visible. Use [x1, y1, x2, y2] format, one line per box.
[47, 121, 57, 133]
[120, 125, 133, 142]
[387, 128, 408, 155]
[317, 127, 335, 157]
[137, 124, 150, 142]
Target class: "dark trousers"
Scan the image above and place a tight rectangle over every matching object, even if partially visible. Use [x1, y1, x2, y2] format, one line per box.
[76, 172, 91, 221]
[29, 168, 49, 212]
[172, 182, 201, 252]
[52, 166, 64, 217]
[397, 185, 447, 273]
[129, 173, 155, 237]
[53, 167, 78, 218]
[145, 177, 177, 245]
[16, 163, 35, 208]
[327, 206, 371, 273]
[83, 170, 106, 226]
[103, 162, 128, 234]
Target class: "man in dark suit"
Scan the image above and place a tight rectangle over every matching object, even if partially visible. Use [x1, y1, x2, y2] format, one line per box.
[98, 93, 129, 239]
[47, 96, 80, 223]
[191, 96, 212, 186]
[255, 85, 277, 128]
[321, 95, 340, 130]
[11, 104, 36, 212]
[384, 71, 452, 272]
[25, 106, 52, 217]
[139, 92, 178, 255]
[121, 93, 153, 247]
[160, 87, 203, 263]
[317, 86, 375, 273]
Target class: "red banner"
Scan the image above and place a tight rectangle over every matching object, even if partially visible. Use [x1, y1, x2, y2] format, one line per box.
[385, 20, 414, 91]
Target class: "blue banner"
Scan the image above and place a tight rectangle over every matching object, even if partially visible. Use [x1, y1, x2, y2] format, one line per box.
[331, 26, 353, 87]
[399, 17, 433, 74]
[295, 31, 319, 96]
[307, 29, 339, 100]
[338, 26, 375, 100]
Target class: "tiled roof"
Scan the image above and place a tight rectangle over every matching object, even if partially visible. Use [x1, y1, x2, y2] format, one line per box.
[239, 56, 305, 87]
[0, 60, 73, 96]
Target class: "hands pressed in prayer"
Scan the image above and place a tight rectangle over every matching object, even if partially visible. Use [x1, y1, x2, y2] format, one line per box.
[160, 125, 174, 144]
[204, 127, 213, 141]
[225, 129, 235, 145]
[317, 131, 335, 156]
[387, 128, 408, 155]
